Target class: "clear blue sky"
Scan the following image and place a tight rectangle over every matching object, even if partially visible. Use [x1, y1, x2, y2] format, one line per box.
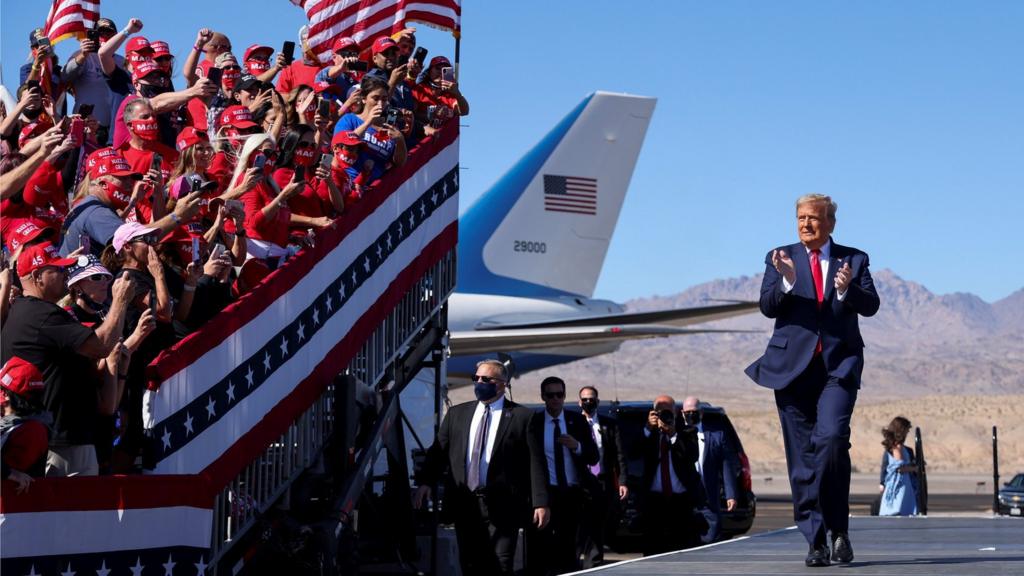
[4, 2, 1022, 303]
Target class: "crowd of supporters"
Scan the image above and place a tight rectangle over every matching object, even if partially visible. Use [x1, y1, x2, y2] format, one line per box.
[0, 16, 468, 487]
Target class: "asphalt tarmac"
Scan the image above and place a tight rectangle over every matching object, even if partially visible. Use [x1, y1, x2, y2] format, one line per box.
[602, 493, 997, 563]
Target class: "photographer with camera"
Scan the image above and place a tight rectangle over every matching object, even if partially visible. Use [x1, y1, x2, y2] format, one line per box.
[639, 395, 707, 555]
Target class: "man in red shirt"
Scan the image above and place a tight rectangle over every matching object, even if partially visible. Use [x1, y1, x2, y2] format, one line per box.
[413, 56, 470, 136]
[276, 27, 324, 95]
[183, 30, 232, 87]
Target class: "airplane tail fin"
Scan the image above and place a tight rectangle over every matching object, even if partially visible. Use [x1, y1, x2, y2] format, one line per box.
[458, 91, 656, 299]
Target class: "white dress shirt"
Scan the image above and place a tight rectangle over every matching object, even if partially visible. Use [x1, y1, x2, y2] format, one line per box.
[586, 413, 604, 466]
[781, 240, 848, 301]
[544, 410, 580, 486]
[465, 397, 504, 487]
[695, 423, 705, 476]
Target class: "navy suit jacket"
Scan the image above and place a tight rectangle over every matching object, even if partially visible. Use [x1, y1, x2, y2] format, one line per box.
[745, 239, 880, 390]
[699, 426, 739, 511]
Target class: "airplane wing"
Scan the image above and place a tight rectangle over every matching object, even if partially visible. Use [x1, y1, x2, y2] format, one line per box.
[472, 301, 760, 330]
[449, 324, 757, 357]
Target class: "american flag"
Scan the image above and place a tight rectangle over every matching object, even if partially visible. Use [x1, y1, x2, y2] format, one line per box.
[291, 0, 461, 64]
[43, 0, 100, 44]
[543, 175, 598, 215]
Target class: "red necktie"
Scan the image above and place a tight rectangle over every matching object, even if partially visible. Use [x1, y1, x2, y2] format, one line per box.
[810, 249, 823, 354]
[660, 435, 672, 495]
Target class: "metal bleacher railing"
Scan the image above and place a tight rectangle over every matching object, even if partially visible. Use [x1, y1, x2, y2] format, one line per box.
[208, 248, 456, 566]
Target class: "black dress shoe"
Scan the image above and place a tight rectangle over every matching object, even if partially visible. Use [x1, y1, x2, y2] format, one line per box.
[831, 532, 854, 564]
[805, 545, 831, 567]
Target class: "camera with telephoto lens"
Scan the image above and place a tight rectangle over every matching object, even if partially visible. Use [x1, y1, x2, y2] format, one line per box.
[657, 409, 675, 425]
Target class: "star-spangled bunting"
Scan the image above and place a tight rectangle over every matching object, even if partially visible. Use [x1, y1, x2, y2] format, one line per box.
[151, 165, 459, 459]
[5, 549, 208, 576]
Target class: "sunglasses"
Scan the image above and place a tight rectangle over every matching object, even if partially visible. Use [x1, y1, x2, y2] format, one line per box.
[130, 234, 158, 246]
[471, 375, 504, 385]
[543, 391, 565, 400]
[221, 65, 242, 71]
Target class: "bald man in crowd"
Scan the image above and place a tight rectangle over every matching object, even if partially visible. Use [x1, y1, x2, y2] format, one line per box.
[639, 394, 707, 555]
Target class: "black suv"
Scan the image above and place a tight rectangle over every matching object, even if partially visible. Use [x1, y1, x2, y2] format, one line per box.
[597, 401, 756, 548]
[997, 473, 1024, 517]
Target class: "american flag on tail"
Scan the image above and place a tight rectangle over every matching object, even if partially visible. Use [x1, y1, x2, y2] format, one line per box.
[543, 175, 598, 215]
[44, 0, 100, 44]
[290, 0, 461, 63]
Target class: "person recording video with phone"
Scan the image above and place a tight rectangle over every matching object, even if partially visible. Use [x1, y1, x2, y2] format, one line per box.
[413, 55, 469, 137]
[332, 76, 407, 184]
[640, 395, 707, 555]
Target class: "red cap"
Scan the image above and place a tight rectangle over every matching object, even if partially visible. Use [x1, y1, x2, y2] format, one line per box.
[234, 257, 271, 296]
[17, 118, 54, 148]
[131, 59, 163, 83]
[17, 241, 76, 276]
[6, 221, 53, 253]
[125, 36, 153, 54]
[88, 152, 139, 179]
[332, 37, 358, 53]
[150, 40, 171, 58]
[176, 126, 208, 151]
[85, 147, 119, 172]
[219, 105, 258, 129]
[0, 356, 45, 401]
[313, 80, 344, 98]
[331, 131, 363, 147]
[244, 44, 273, 62]
[371, 37, 398, 55]
[429, 55, 451, 69]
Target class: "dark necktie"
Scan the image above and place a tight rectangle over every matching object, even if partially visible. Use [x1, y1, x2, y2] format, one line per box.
[810, 249, 824, 354]
[589, 420, 602, 476]
[553, 418, 568, 488]
[467, 407, 490, 490]
[660, 434, 673, 495]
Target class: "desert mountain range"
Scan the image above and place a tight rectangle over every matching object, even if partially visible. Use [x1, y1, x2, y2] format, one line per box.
[454, 270, 1024, 474]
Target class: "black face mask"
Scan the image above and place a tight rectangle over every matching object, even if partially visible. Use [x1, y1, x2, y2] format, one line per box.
[138, 84, 170, 98]
[683, 411, 702, 426]
[22, 107, 42, 120]
[580, 399, 598, 414]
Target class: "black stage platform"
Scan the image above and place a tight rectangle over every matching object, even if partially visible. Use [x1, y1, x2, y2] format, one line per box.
[575, 516, 1024, 575]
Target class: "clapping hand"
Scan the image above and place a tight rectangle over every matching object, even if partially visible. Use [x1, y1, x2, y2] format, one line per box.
[772, 249, 796, 285]
[834, 261, 852, 292]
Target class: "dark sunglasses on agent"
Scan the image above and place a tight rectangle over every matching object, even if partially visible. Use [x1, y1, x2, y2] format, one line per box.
[471, 374, 504, 385]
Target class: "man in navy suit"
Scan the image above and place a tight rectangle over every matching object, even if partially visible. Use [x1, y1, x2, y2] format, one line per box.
[745, 194, 879, 567]
[682, 396, 740, 544]
[526, 376, 599, 575]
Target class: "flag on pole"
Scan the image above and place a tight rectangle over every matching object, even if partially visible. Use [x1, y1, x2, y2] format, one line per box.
[290, 0, 461, 63]
[43, 0, 100, 44]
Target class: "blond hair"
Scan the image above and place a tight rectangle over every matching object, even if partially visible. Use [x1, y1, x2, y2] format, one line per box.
[796, 194, 837, 222]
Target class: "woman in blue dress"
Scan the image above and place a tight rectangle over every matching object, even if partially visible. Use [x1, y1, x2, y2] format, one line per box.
[878, 416, 918, 516]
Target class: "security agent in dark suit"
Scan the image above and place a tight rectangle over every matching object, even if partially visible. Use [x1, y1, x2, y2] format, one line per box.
[525, 376, 599, 576]
[682, 396, 740, 544]
[414, 359, 550, 576]
[640, 395, 708, 556]
[576, 386, 628, 568]
[745, 194, 880, 567]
